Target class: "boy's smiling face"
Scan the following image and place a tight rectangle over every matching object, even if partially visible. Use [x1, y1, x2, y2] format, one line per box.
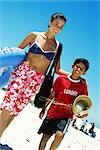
[72, 62, 86, 78]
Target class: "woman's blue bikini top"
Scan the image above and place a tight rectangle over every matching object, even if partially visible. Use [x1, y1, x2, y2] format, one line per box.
[28, 33, 59, 61]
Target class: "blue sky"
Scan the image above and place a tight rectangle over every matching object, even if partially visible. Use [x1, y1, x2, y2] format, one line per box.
[0, 0, 99, 128]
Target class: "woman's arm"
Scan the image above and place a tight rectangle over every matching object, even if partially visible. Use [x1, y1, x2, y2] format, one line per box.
[18, 32, 36, 49]
[55, 58, 69, 75]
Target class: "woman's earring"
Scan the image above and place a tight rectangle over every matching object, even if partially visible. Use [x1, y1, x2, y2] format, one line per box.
[48, 25, 50, 28]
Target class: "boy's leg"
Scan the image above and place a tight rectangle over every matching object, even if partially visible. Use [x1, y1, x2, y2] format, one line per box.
[38, 117, 57, 150]
[49, 130, 64, 150]
[49, 118, 71, 150]
[0, 109, 15, 137]
[38, 133, 51, 150]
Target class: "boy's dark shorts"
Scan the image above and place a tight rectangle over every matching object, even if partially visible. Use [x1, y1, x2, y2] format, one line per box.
[38, 117, 71, 136]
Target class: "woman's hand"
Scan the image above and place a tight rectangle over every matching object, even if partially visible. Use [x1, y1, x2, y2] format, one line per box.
[39, 108, 46, 119]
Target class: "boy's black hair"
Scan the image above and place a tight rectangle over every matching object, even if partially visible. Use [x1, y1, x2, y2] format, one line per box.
[50, 12, 67, 24]
[73, 58, 89, 72]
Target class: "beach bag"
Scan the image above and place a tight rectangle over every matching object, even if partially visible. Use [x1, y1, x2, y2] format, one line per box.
[34, 43, 62, 108]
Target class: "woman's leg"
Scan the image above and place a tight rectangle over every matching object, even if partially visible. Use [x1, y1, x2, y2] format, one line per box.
[0, 109, 15, 137]
[38, 133, 51, 150]
[49, 131, 64, 150]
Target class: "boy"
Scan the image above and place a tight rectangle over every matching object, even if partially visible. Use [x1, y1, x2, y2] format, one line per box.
[38, 58, 89, 150]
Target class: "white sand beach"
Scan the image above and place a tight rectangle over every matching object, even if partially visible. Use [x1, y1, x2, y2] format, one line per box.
[0, 89, 100, 150]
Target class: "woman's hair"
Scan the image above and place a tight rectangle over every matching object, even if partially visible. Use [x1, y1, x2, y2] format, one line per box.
[50, 12, 67, 24]
[73, 58, 89, 72]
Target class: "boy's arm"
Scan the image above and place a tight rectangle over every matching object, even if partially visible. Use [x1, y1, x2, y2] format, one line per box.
[39, 90, 56, 119]
[39, 76, 61, 119]
[81, 78, 88, 95]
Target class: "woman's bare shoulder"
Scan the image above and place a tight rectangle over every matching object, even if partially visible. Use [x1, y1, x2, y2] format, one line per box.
[25, 31, 39, 43]
[27, 31, 38, 38]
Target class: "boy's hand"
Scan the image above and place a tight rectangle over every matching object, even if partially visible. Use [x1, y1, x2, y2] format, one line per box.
[39, 108, 46, 119]
[76, 110, 89, 118]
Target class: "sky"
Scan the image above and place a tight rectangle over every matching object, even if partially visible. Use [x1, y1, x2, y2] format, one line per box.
[0, 0, 99, 128]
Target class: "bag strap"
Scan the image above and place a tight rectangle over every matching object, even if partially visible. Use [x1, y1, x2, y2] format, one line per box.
[54, 42, 63, 71]
[47, 42, 63, 76]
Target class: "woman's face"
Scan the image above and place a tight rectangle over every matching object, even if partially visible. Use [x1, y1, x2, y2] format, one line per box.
[49, 17, 65, 35]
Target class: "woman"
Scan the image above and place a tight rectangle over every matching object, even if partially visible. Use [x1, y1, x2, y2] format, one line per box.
[0, 12, 67, 137]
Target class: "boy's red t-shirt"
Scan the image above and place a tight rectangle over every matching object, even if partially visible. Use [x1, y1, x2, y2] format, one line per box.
[47, 75, 88, 119]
